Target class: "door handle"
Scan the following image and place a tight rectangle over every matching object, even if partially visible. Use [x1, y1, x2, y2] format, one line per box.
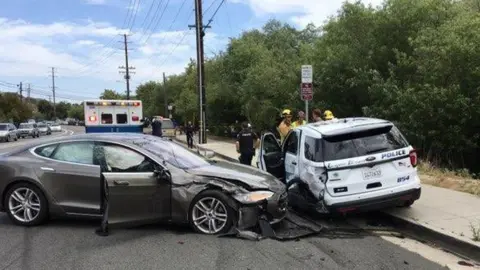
[291, 161, 297, 165]
[113, 180, 129, 186]
[40, 167, 55, 172]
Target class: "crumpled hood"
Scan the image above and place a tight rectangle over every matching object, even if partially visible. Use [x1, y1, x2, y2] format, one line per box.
[186, 160, 285, 193]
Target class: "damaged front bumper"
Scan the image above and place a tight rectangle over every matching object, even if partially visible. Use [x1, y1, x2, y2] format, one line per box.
[236, 191, 288, 230]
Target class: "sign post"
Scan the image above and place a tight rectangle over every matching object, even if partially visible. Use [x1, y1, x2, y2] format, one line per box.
[301, 65, 313, 122]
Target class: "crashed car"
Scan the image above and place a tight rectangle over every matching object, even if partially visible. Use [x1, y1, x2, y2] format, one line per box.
[257, 117, 421, 214]
[0, 133, 287, 235]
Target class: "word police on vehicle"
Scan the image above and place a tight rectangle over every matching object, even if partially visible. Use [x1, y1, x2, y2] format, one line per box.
[381, 149, 407, 159]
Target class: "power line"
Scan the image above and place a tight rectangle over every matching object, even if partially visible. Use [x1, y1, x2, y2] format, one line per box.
[204, 0, 226, 29]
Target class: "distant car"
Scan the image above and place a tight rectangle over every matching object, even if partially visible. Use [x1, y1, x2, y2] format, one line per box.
[17, 123, 40, 138]
[0, 133, 287, 234]
[257, 117, 421, 214]
[49, 123, 62, 132]
[0, 123, 18, 142]
[36, 123, 51, 135]
[152, 116, 175, 138]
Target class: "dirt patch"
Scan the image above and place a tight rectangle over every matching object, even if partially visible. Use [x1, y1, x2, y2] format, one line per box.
[419, 163, 480, 196]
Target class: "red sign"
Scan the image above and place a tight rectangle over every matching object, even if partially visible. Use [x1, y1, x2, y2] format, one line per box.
[301, 83, 313, 101]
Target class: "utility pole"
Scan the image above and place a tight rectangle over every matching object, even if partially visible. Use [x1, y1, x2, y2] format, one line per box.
[27, 83, 31, 101]
[17, 82, 23, 101]
[163, 72, 168, 116]
[119, 34, 132, 99]
[50, 67, 56, 118]
[189, 0, 210, 144]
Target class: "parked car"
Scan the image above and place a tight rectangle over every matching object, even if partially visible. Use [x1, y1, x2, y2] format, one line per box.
[0, 133, 287, 234]
[49, 123, 62, 132]
[152, 116, 176, 138]
[257, 117, 421, 214]
[0, 123, 18, 142]
[37, 122, 51, 135]
[17, 123, 40, 138]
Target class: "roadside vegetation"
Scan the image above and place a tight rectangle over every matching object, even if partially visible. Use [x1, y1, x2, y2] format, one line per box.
[129, 0, 480, 179]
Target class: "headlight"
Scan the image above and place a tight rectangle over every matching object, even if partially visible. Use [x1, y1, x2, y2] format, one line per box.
[233, 191, 274, 204]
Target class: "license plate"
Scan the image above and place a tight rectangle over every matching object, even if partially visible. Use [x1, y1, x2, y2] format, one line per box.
[362, 168, 382, 180]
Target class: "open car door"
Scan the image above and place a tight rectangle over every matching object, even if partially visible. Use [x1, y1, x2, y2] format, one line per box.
[96, 143, 172, 233]
[258, 132, 285, 181]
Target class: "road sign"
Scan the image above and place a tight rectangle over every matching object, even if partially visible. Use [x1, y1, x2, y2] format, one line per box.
[301, 65, 312, 83]
[301, 83, 313, 101]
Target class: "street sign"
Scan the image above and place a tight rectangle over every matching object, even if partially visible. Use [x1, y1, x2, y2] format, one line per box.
[301, 82, 313, 101]
[301, 65, 312, 83]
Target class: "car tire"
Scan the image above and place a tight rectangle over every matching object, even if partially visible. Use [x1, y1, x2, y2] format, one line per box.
[13, 136, 17, 141]
[188, 190, 236, 235]
[4, 182, 49, 226]
[402, 200, 415, 207]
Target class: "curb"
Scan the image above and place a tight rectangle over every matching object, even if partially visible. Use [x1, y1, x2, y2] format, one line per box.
[173, 136, 480, 261]
[378, 212, 480, 262]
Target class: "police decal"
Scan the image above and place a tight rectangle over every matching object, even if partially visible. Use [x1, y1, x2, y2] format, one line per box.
[381, 149, 407, 159]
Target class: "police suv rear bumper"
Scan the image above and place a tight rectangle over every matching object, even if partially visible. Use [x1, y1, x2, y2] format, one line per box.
[327, 188, 421, 213]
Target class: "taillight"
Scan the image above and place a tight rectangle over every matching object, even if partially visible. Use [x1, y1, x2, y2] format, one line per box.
[409, 149, 417, 167]
[132, 116, 139, 121]
[89, 116, 97, 122]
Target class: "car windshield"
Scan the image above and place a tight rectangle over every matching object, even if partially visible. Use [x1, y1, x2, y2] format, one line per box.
[131, 136, 211, 169]
[0, 124, 7, 130]
[37, 123, 46, 127]
[19, 123, 33, 129]
[313, 125, 408, 162]
[51, 124, 60, 127]
[162, 120, 174, 129]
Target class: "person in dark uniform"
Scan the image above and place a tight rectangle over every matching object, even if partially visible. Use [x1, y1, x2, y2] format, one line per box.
[151, 117, 163, 137]
[185, 121, 194, 148]
[236, 121, 259, 166]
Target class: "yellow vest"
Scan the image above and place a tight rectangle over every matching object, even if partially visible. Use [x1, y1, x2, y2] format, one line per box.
[292, 120, 306, 128]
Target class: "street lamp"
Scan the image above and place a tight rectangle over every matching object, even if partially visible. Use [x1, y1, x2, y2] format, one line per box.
[168, 104, 173, 119]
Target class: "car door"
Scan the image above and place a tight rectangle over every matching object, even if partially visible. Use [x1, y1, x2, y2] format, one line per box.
[33, 141, 102, 214]
[99, 142, 171, 227]
[283, 130, 300, 184]
[258, 132, 285, 181]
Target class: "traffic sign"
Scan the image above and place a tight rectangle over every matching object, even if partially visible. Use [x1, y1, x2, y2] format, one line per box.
[301, 82, 313, 101]
[301, 65, 312, 83]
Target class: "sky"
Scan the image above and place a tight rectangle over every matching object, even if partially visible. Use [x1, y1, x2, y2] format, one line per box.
[0, 0, 383, 103]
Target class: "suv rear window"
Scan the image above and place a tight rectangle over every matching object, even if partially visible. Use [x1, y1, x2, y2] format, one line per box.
[161, 120, 174, 129]
[317, 125, 408, 162]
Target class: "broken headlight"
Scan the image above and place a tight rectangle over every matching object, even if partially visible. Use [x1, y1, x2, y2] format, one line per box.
[233, 191, 274, 204]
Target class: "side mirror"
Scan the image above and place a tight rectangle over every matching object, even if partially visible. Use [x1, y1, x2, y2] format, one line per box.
[154, 169, 171, 182]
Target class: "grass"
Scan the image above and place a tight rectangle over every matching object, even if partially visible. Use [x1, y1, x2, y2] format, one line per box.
[418, 160, 480, 196]
[469, 222, 480, 241]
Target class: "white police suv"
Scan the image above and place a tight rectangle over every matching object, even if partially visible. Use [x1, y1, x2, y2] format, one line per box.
[257, 117, 421, 214]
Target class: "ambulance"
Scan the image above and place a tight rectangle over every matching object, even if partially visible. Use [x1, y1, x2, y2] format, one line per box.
[83, 100, 143, 133]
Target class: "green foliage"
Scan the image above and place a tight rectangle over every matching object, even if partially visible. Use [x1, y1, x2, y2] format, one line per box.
[0, 92, 34, 123]
[67, 104, 84, 120]
[100, 89, 124, 100]
[133, 0, 480, 173]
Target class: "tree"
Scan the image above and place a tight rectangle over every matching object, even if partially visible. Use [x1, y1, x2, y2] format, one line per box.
[100, 89, 124, 100]
[0, 92, 34, 124]
[37, 100, 54, 119]
[67, 104, 84, 120]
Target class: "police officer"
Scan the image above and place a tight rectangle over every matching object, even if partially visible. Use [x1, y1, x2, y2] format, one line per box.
[185, 121, 194, 148]
[151, 117, 163, 137]
[236, 121, 259, 166]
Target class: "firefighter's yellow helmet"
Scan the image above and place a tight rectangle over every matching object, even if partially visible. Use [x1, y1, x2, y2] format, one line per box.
[282, 109, 292, 116]
[324, 110, 334, 120]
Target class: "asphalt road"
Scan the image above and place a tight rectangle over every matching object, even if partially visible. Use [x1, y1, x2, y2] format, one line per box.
[0, 126, 447, 270]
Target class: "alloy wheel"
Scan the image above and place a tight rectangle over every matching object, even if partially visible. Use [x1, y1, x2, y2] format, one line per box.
[192, 197, 228, 234]
[8, 187, 41, 223]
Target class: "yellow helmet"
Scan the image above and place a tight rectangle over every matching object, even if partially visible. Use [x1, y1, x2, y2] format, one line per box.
[324, 110, 334, 120]
[282, 109, 292, 116]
